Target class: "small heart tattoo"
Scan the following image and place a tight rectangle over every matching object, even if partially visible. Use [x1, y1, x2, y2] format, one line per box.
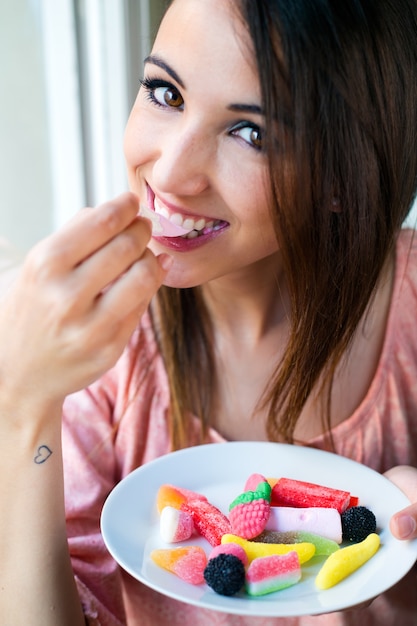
[34, 445, 53, 464]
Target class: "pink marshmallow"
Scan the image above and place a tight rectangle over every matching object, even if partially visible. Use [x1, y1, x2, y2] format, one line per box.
[266, 506, 342, 543]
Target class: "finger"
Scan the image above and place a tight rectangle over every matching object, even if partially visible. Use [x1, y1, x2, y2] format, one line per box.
[390, 505, 417, 540]
[73, 217, 152, 299]
[96, 248, 166, 323]
[29, 192, 144, 276]
[385, 466, 417, 540]
[65, 251, 169, 378]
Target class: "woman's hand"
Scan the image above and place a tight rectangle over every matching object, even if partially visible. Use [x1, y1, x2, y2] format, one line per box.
[0, 192, 170, 415]
[385, 465, 417, 540]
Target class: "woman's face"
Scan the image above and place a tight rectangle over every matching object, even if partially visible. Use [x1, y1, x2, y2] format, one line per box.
[124, 0, 280, 288]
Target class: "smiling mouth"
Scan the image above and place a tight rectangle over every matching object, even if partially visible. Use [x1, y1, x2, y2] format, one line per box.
[153, 197, 228, 239]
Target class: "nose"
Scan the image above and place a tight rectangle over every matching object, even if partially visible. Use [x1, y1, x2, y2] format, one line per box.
[152, 121, 211, 197]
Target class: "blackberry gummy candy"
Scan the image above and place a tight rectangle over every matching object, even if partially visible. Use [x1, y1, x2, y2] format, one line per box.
[341, 506, 377, 542]
[204, 553, 246, 596]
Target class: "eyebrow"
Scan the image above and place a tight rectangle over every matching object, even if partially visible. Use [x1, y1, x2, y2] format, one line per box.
[227, 103, 264, 116]
[144, 55, 185, 88]
[144, 54, 264, 117]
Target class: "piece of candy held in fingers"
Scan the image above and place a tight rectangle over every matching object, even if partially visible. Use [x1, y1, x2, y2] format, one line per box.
[139, 204, 195, 237]
[151, 546, 207, 585]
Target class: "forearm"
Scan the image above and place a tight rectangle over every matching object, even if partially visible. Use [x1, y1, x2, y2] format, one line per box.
[0, 404, 85, 626]
[0, 194, 170, 624]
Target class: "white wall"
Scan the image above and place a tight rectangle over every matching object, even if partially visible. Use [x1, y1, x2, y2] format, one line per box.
[0, 0, 166, 254]
[0, 0, 54, 253]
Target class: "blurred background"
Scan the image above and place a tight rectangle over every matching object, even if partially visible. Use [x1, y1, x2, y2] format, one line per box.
[0, 0, 166, 253]
[0, 0, 416, 255]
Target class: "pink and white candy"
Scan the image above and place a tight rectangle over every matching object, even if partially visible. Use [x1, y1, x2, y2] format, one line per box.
[160, 506, 194, 543]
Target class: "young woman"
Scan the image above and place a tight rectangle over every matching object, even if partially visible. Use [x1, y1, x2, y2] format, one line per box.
[0, 0, 416, 624]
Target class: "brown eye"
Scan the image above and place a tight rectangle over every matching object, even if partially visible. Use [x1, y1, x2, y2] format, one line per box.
[230, 121, 264, 151]
[155, 86, 184, 108]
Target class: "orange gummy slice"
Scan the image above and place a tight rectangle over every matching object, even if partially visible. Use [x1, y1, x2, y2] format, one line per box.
[156, 484, 207, 514]
[156, 485, 187, 513]
[151, 546, 207, 585]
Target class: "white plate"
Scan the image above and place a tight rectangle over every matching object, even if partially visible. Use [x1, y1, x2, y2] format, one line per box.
[101, 442, 417, 617]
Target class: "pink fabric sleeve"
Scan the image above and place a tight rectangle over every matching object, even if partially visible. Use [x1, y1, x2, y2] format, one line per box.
[61, 319, 172, 625]
[62, 379, 127, 625]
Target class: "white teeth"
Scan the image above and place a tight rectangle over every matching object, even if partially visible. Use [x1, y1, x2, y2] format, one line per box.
[154, 197, 215, 232]
[194, 218, 206, 231]
[170, 213, 185, 226]
[185, 230, 199, 239]
[153, 197, 224, 238]
[183, 217, 196, 230]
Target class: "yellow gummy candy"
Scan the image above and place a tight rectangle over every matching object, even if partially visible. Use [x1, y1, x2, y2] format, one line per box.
[221, 533, 316, 564]
[315, 532, 380, 590]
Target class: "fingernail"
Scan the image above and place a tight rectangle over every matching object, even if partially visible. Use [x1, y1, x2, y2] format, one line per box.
[157, 253, 173, 272]
[396, 514, 416, 539]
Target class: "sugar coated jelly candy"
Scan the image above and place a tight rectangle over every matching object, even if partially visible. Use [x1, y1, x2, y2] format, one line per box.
[151, 546, 207, 585]
[156, 484, 207, 514]
[271, 477, 353, 513]
[221, 533, 316, 564]
[208, 542, 249, 566]
[315, 532, 380, 590]
[181, 499, 232, 546]
[160, 506, 194, 543]
[246, 551, 301, 596]
[255, 530, 340, 556]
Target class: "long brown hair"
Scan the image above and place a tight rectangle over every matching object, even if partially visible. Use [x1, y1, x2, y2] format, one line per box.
[153, 0, 417, 450]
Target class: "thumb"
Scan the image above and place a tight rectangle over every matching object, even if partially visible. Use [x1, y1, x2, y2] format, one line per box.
[384, 465, 417, 540]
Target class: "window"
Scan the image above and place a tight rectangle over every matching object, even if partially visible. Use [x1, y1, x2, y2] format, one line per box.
[0, 0, 165, 252]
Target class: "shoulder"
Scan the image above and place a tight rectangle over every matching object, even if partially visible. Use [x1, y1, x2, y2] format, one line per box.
[395, 228, 417, 287]
[390, 229, 417, 326]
